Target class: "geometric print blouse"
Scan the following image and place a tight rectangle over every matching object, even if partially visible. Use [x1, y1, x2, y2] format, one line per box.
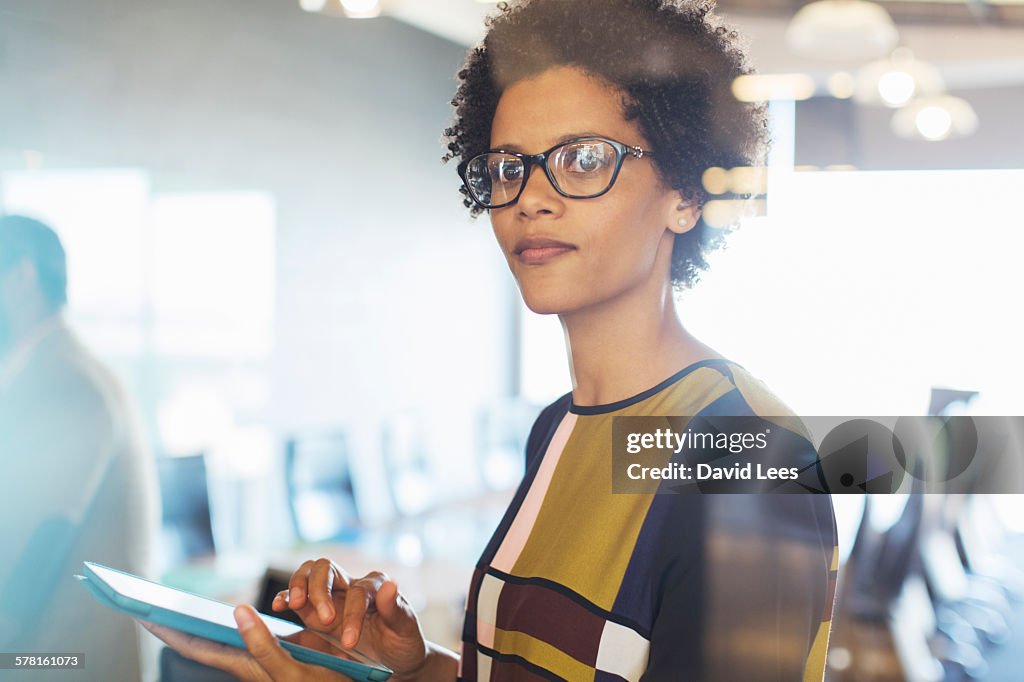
[458, 359, 838, 681]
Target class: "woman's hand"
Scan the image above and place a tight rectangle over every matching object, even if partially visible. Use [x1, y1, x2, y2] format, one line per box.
[142, 604, 348, 682]
[271, 558, 429, 677]
[141, 558, 434, 682]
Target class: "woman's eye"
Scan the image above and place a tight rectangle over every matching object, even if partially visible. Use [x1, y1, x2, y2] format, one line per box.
[569, 146, 607, 173]
[498, 162, 523, 182]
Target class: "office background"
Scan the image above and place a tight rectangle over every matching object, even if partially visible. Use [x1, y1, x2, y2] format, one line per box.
[1, 1, 1023, 680]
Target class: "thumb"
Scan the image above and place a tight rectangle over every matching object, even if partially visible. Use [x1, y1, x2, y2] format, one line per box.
[374, 580, 417, 633]
[235, 605, 298, 680]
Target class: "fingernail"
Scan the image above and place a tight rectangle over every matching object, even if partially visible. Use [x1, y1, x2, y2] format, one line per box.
[343, 627, 356, 647]
[319, 605, 333, 623]
[236, 607, 256, 632]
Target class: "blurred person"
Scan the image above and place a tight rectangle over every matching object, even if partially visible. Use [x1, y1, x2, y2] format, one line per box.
[148, 1, 838, 680]
[0, 214, 159, 680]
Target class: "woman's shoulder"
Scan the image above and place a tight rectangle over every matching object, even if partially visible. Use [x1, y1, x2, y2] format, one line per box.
[659, 358, 812, 440]
[710, 360, 798, 415]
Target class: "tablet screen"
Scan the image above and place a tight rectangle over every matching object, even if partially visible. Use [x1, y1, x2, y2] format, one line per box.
[87, 563, 304, 638]
[80, 561, 387, 671]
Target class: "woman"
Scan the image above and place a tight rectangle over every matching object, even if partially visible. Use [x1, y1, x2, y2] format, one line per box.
[148, 1, 838, 679]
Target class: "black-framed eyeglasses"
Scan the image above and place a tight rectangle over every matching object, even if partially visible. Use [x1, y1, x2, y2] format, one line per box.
[458, 136, 653, 210]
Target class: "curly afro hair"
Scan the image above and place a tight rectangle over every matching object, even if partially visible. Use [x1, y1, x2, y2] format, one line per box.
[443, 0, 769, 290]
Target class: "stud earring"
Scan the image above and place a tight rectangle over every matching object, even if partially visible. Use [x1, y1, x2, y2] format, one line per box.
[678, 217, 689, 227]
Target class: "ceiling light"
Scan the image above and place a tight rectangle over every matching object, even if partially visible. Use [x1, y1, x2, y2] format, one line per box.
[732, 73, 816, 102]
[877, 69, 916, 107]
[299, 0, 382, 18]
[702, 167, 730, 195]
[786, 0, 899, 61]
[827, 72, 857, 99]
[891, 96, 979, 141]
[702, 199, 767, 229]
[855, 48, 945, 108]
[340, 0, 381, 18]
[914, 106, 953, 140]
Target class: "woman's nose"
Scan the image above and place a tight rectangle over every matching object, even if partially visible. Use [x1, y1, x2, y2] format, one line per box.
[516, 166, 564, 218]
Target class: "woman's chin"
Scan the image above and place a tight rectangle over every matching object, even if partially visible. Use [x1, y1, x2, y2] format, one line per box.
[518, 288, 582, 316]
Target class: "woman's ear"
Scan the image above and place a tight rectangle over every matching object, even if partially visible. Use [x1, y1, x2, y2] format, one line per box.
[669, 195, 702, 235]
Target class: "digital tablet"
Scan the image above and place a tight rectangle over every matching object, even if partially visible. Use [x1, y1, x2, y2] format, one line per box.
[77, 561, 392, 681]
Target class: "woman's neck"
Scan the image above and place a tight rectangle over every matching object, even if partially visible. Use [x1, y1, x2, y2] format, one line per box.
[560, 278, 722, 407]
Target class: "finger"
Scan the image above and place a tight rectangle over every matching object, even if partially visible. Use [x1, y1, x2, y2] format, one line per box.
[235, 605, 306, 681]
[288, 560, 316, 610]
[140, 621, 255, 680]
[374, 580, 418, 636]
[272, 590, 289, 611]
[272, 589, 330, 633]
[341, 573, 385, 648]
[307, 559, 347, 625]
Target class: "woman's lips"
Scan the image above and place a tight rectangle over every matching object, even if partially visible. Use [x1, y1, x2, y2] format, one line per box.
[518, 245, 575, 265]
[514, 237, 576, 265]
